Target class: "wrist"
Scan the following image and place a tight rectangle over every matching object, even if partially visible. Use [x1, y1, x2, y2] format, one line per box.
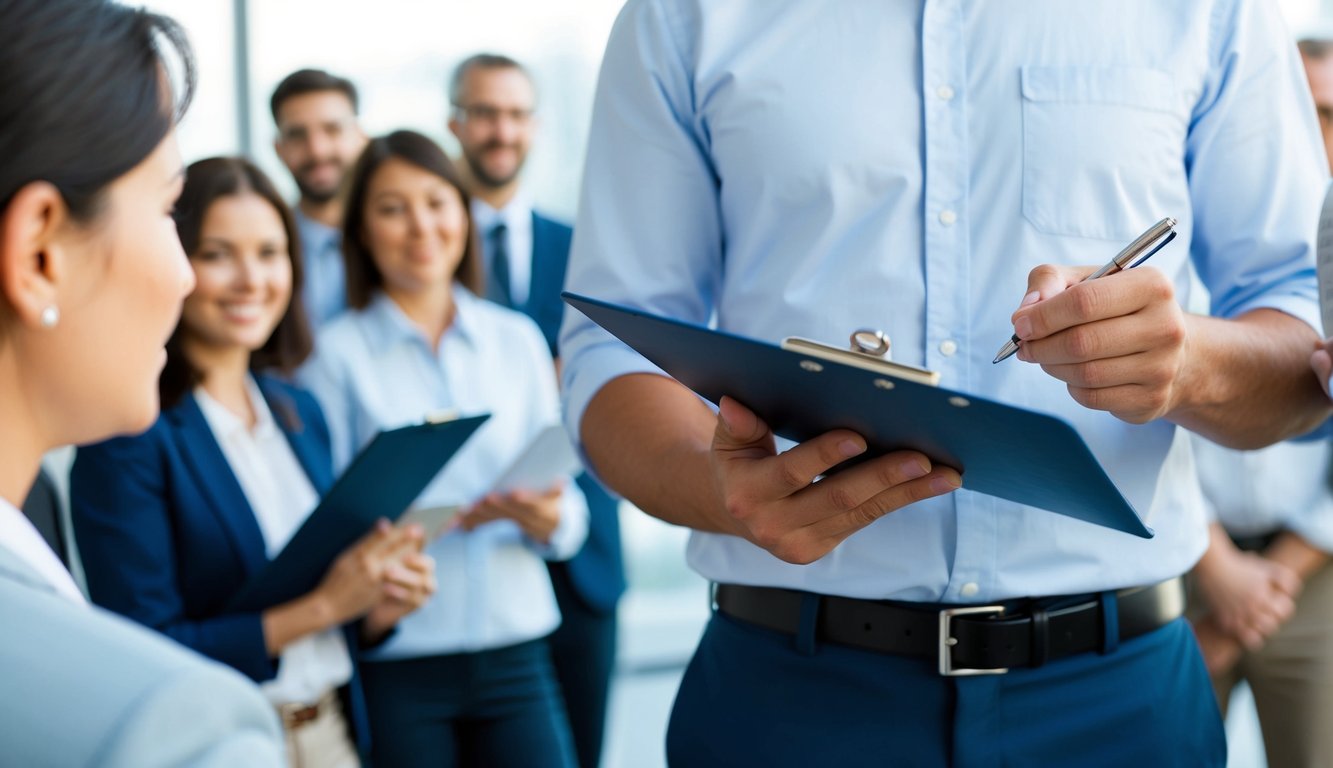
[307, 589, 342, 628]
[360, 608, 391, 644]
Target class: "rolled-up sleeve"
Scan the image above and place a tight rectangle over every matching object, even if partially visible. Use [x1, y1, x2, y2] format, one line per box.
[1188, 0, 1327, 331]
[558, 0, 723, 454]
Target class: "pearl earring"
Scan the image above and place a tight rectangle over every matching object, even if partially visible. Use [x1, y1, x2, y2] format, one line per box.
[39, 305, 59, 328]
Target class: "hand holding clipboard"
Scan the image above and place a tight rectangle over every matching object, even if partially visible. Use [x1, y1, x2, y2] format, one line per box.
[400, 424, 581, 543]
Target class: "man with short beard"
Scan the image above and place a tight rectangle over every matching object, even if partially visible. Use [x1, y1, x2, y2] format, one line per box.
[448, 53, 625, 768]
[271, 69, 368, 328]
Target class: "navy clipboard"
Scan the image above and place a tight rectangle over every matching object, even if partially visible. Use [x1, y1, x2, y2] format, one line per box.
[229, 414, 490, 612]
[564, 293, 1151, 538]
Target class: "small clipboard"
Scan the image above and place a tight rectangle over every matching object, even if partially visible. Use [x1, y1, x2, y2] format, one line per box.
[228, 413, 490, 611]
[563, 292, 1151, 538]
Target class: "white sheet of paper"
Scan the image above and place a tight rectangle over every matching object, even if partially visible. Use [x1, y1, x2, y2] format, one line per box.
[398, 504, 462, 540]
[490, 424, 581, 494]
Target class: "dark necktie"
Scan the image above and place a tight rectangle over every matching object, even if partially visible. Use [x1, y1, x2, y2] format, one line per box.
[486, 222, 513, 307]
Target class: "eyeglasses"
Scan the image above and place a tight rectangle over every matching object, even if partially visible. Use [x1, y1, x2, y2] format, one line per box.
[453, 103, 534, 125]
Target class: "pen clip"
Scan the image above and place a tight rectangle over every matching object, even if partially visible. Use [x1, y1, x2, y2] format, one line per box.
[1124, 229, 1177, 270]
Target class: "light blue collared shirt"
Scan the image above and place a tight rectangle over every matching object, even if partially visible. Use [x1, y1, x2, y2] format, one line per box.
[300, 285, 588, 658]
[1194, 436, 1333, 553]
[294, 209, 347, 330]
[559, 0, 1327, 603]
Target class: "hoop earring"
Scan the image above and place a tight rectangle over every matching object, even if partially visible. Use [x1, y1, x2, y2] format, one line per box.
[39, 306, 59, 328]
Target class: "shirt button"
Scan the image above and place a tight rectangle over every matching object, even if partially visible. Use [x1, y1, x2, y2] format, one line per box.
[960, 582, 980, 598]
[939, 339, 958, 356]
[938, 209, 958, 226]
[937, 85, 955, 101]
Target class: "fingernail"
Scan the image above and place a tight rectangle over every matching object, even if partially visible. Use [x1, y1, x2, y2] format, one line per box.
[931, 475, 960, 493]
[900, 459, 929, 480]
[839, 439, 865, 459]
[1013, 316, 1033, 340]
[1020, 290, 1041, 308]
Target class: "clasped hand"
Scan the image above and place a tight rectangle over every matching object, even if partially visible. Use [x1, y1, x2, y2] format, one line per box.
[458, 483, 564, 545]
[1192, 544, 1301, 674]
[1010, 264, 1188, 423]
[710, 396, 960, 565]
[316, 520, 436, 636]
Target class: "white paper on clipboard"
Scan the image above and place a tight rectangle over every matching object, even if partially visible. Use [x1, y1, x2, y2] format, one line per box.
[490, 424, 581, 494]
[398, 504, 463, 540]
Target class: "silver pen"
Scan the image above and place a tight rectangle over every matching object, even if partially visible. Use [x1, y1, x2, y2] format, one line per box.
[993, 216, 1179, 364]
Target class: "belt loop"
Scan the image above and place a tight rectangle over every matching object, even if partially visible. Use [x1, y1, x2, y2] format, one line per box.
[1099, 590, 1120, 655]
[1029, 604, 1049, 668]
[794, 592, 821, 656]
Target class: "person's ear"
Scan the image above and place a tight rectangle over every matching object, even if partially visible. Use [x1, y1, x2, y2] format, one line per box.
[447, 115, 462, 141]
[0, 181, 70, 329]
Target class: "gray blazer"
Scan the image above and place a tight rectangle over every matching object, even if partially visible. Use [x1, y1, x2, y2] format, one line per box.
[0, 543, 284, 767]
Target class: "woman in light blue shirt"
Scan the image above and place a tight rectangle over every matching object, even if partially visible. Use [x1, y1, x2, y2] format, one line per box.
[299, 130, 586, 768]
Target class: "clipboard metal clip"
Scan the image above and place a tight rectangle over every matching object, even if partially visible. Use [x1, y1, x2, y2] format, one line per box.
[780, 330, 942, 387]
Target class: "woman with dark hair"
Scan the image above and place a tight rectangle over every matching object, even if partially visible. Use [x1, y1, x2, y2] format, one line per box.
[299, 130, 586, 768]
[0, 1, 286, 765]
[71, 156, 437, 768]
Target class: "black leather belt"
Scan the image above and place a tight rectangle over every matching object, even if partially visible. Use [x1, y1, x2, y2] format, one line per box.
[714, 578, 1184, 676]
[1228, 530, 1281, 553]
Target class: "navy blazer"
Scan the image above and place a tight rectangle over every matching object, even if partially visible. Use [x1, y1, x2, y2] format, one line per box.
[527, 212, 627, 613]
[70, 375, 371, 757]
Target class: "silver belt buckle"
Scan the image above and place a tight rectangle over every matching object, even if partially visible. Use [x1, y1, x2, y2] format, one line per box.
[938, 605, 1009, 676]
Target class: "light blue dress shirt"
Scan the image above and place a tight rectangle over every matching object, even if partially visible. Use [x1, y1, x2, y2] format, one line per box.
[294, 209, 347, 329]
[559, 0, 1327, 603]
[1193, 436, 1333, 553]
[300, 285, 588, 658]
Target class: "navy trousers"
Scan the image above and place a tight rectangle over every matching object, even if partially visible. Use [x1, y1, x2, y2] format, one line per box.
[360, 639, 577, 768]
[667, 610, 1225, 767]
[547, 562, 618, 768]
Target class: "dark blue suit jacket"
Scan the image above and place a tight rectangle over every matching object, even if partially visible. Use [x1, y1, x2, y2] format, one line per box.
[70, 375, 371, 757]
[527, 212, 627, 613]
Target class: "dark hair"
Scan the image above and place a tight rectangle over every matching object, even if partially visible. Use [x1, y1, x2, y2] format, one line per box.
[0, 0, 195, 221]
[270, 68, 359, 124]
[160, 157, 313, 408]
[1301, 39, 1333, 61]
[342, 130, 482, 309]
[448, 52, 532, 107]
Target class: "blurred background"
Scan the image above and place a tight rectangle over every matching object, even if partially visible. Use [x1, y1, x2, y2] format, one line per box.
[138, 1, 1333, 766]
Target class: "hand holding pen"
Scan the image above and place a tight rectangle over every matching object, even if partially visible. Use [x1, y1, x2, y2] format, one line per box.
[997, 217, 1187, 424]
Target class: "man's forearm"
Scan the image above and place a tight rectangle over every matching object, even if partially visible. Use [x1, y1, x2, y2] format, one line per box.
[1171, 309, 1331, 448]
[580, 373, 742, 535]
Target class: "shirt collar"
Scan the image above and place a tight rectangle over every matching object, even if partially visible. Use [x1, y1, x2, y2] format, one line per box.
[470, 191, 532, 235]
[0, 495, 86, 604]
[194, 374, 278, 442]
[294, 208, 342, 251]
[363, 283, 483, 354]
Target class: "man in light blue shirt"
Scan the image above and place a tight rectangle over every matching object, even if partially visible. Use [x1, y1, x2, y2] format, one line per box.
[1188, 437, 1333, 766]
[560, 1, 1333, 764]
[271, 69, 368, 328]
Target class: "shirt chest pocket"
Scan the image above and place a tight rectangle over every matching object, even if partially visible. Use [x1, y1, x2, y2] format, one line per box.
[1021, 65, 1187, 242]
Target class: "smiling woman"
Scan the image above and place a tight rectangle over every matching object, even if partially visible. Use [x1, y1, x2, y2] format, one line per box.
[161, 156, 312, 406]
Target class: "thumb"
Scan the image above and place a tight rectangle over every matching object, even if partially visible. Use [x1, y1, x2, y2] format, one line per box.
[1011, 263, 1097, 324]
[715, 396, 774, 448]
[1311, 346, 1333, 399]
[713, 396, 778, 463]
